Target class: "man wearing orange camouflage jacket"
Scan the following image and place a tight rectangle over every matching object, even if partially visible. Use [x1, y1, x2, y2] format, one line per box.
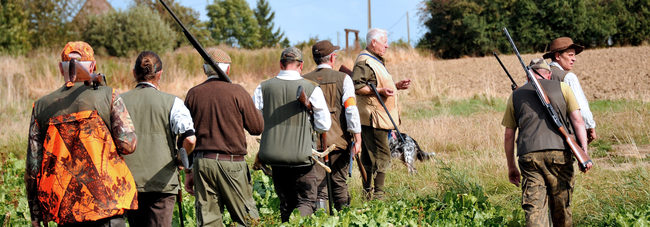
[26, 41, 138, 227]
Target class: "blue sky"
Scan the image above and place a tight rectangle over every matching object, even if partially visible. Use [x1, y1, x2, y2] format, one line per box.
[108, 0, 426, 47]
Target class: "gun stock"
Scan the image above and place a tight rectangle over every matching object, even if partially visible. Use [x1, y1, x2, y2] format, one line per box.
[158, 0, 231, 83]
[296, 85, 312, 111]
[502, 27, 593, 172]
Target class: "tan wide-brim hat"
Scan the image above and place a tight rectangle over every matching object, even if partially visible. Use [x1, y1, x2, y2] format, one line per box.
[543, 37, 584, 59]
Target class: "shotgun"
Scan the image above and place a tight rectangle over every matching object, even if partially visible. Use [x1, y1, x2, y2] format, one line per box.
[367, 83, 405, 143]
[492, 52, 518, 90]
[502, 27, 593, 172]
[158, 0, 231, 83]
[176, 174, 185, 227]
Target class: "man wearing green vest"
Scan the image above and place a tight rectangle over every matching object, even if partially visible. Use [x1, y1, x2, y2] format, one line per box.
[184, 48, 264, 226]
[303, 40, 362, 211]
[121, 51, 196, 227]
[253, 47, 331, 222]
[352, 28, 411, 200]
[543, 37, 598, 144]
[502, 58, 590, 226]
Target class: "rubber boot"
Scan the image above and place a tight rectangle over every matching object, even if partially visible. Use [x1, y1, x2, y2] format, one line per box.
[373, 172, 386, 200]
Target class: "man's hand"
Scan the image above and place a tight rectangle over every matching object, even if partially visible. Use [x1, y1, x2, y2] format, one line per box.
[395, 79, 411, 90]
[184, 170, 195, 196]
[587, 128, 597, 144]
[31, 220, 42, 227]
[508, 167, 521, 187]
[352, 133, 362, 156]
[379, 88, 395, 96]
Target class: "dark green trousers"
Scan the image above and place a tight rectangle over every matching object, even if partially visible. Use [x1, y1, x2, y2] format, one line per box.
[193, 157, 259, 227]
[360, 125, 391, 198]
[518, 150, 575, 227]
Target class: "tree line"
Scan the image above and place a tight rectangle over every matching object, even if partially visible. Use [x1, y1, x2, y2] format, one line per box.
[417, 0, 650, 59]
[0, 0, 288, 56]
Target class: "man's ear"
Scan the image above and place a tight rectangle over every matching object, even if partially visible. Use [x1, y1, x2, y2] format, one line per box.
[299, 62, 304, 71]
[554, 52, 561, 61]
[226, 65, 231, 75]
[59, 62, 64, 76]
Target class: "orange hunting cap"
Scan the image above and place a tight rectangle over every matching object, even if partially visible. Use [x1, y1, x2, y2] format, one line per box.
[61, 41, 95, 61]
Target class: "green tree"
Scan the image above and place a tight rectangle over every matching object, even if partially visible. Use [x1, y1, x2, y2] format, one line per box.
[206, 0, 261, 49]
[254, 0, 286, 47]
[25, 0, 84, 48]
[0, 0, 31, 54]
[133, 0, 212, 48]
[83, 5, 177, 57]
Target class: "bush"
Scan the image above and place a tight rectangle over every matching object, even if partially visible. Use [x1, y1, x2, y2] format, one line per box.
[83, 5, 177, 57]
[418, 0, 650, 59]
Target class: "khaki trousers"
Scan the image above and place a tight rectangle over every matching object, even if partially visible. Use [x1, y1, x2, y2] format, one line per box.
[193, 157, 259, 227]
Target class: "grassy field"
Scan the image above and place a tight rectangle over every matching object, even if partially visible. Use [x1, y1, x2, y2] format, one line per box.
[1, 45, 649, 226]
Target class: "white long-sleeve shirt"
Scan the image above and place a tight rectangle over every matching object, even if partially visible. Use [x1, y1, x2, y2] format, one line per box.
[315, 64, 362, 134]
[253, 70, 331, 132]
[549, 62, 596, 129]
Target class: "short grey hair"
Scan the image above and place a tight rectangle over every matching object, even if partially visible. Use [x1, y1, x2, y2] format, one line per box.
[314, 53, 333, 65]
[366, 28, 388, 45]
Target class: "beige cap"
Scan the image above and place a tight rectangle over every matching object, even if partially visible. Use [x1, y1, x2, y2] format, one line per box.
[206, 48, 231, 63]
[281, 47, 303, 62]
[529, 58, 551, 71]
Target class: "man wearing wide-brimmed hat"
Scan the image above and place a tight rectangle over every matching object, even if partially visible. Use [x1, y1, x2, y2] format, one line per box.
[502, 58, 590, 227]
[543, 37, 597, 144]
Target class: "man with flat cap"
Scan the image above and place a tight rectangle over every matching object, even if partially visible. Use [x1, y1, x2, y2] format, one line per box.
[253, 47, 331, 222]
[303, 40, 362, 211]
[544, 37, 597, 145]
[502, 58, 591, 226]
[184, 48, 264, 226]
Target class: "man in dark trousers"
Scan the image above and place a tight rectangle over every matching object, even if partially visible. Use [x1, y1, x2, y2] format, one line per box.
[303, 40, 362, 211]
[121, 51, 196, 227]
[253, 47, 331, 222]
[502, 58, 591, 226]
[184, 48, 264, 226]
[352, 28, 411, 200]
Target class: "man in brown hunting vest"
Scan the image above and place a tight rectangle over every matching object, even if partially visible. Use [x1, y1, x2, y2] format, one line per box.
[543, 37, 597, 144]
[303, 40, 362, 210]
[352, 28, 411, 200]
[502, 58, 590, 227]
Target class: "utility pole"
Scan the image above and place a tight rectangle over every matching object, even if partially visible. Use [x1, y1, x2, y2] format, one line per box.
[367, 0, 371, 29]
[406, 11, 410, 47]
[337, 31, 340, 47]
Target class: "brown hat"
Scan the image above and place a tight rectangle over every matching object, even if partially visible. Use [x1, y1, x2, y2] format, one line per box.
[312, 40, 340, 59]
[61, 41, 95, 61]
[281, 47, 303, 62]
[529, 58, 551, 71]
[206, 48, 231, 63]
[543, 37, 584, 59]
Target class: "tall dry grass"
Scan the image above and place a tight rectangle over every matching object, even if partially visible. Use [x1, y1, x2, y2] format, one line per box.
[1, 45, 648, 224]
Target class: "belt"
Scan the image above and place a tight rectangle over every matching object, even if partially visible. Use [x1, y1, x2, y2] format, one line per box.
[200, 152, 245, 162]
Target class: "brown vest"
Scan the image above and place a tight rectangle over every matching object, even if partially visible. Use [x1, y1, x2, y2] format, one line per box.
[550, 64, 568, 82]
[512, 80, 574, 155]
[303, 67, 350, 150]
[355, 50, 399, 129]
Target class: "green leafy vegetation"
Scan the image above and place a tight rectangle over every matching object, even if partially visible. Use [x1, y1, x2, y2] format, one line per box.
[83, 5, 178, 57]
[418, 0, 650, 58]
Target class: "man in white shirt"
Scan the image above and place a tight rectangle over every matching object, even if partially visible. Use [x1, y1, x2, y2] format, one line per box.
[303, 40, 362, 211]
[543, 37, 597, 144]
[252, 47, 331, 222]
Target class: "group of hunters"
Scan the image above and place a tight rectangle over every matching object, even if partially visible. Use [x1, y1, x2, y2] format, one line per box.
[25, 25, 596, 226]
